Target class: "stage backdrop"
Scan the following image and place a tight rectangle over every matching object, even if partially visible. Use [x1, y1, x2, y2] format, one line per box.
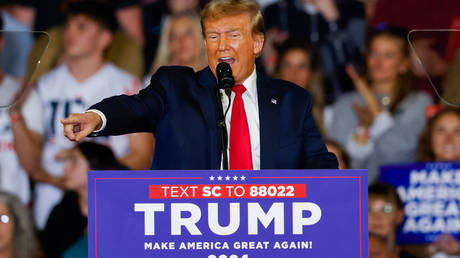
[381, 162, 460, 244]
[88, 169, 367, 258]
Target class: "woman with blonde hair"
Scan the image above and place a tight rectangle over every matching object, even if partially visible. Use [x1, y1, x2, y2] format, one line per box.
[327, 25, 432, 183]
[148, 12, 207, 78]
[0, 191, 38, 258]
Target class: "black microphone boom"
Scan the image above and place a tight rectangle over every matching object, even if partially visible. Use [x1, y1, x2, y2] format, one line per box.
[215, 62, 234, 170]
[216, 62, 235, 92]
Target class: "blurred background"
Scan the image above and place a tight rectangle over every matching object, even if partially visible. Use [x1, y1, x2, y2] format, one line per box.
[0, 0, 459, 257]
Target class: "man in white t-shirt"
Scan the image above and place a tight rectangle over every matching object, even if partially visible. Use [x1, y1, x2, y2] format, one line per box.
[0, 18, 43, 204]
[27, 1, 154, 229]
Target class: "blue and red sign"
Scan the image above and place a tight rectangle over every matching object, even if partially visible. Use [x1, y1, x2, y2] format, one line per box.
[381, 162, 460, 244]
[88, 170, 367, 258]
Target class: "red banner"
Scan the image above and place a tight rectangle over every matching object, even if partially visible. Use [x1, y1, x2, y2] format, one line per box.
[149, 184, 306, 199]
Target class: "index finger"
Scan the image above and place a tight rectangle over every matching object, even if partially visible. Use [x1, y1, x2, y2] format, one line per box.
[61, 115, 81, 125]
[346, 64, 361, 83]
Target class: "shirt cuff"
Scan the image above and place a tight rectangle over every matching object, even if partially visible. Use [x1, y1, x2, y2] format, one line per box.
[346, 133, 374, 160]
[85, 109, 107, 133]
[370, 111, 395, 139]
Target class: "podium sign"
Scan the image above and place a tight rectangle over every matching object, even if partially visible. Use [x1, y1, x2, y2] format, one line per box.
[381, 162, 460, 244]
[88, 170, 367, 258]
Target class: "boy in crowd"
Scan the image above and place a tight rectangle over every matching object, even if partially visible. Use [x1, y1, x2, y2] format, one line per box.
[369, 183, 415, 258]
[27, 0, 153, 229]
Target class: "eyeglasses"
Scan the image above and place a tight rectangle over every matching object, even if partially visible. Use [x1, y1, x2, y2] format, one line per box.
[0, 214, 10, 224]
[369, 203, 394, 214]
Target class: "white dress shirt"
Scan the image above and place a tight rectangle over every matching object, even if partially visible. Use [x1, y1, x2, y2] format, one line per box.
[220, 68, 260, 170]
[89, 67, 261, 170]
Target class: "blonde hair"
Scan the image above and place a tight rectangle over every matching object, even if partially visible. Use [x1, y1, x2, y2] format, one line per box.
[200, 0, 265, 37]
[0, 191, 38, 258]
[365, 26, 412, 115]
[150, 12, 207, 74]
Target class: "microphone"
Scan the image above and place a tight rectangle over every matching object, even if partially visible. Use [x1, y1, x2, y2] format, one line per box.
[215, 62, 234, 170]
[216, 62, 234, 96]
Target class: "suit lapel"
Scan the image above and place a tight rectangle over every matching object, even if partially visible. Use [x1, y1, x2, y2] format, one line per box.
[257, 72, 280, 169]
[198, 67, 219, 128]
[198, 67, 222, 169]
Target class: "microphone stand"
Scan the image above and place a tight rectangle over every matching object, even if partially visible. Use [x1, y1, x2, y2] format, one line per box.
[216, 89, 230, 170]
[215, 62, 234, 170]
[216, 89, 228, 170]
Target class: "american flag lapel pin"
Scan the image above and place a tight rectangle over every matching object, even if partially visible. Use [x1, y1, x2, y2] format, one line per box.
[270, 98, 277, 104]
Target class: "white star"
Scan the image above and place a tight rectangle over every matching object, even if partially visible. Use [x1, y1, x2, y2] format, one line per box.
[217, 176, 223, 181]
[240, 176, 246, 181]
[225, 176, 231, 181]
[209, 176, 215, 181]
[233, 176, 238, 181]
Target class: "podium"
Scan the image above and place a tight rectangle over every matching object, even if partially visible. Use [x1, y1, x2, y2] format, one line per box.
[88, 170, 368, 258]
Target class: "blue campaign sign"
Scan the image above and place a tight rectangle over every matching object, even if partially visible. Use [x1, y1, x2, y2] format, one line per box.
[88, 170, 367, 258]
[380, 162, 460, 244]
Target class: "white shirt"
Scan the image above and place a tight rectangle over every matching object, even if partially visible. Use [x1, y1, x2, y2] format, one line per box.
[35, 63, 141, 229]
[220, 68, 260, 169]
[93, 67, 261, 169]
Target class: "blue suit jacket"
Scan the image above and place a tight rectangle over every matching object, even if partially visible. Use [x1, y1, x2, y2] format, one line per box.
[90, 66, 338, 169]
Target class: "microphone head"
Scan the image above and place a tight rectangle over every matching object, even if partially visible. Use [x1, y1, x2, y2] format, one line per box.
[216, 62, 234, 90]
[216, 62, 231, 76]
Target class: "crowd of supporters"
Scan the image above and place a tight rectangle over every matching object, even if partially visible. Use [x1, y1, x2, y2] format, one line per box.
[0, 0, 459, 257]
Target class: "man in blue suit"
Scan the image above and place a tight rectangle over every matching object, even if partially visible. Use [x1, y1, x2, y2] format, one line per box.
[62, 0, 338, 170]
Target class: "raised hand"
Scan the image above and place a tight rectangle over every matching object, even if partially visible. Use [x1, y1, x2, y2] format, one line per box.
[30, 167, 66, 189]
[346, 64, 382, 117]
[352, 102, 373, 128]
[261, 27, 289, 75]
[352, 102, 372, 145]
[61, 112, 102, 142]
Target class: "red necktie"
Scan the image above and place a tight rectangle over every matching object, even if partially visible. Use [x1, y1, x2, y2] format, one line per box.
[230, 84, 253, 170]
